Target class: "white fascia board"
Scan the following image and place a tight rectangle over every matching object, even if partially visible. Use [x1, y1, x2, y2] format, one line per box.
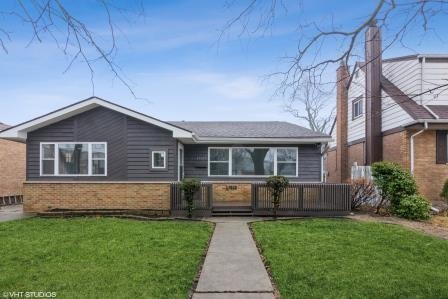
[0, 97, 193, 141]
[190, 136, 332, 144]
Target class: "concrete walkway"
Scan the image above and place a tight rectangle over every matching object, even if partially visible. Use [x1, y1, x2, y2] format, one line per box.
[0, 205, 27, 222]
[193, 217, 274, 299]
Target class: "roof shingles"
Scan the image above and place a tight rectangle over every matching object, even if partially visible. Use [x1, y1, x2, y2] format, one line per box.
[169, 121, 329, 139]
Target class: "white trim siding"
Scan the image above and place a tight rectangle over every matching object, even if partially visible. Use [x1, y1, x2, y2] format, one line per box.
[381, 90, 414, 131]
[347, 69, 366, 142]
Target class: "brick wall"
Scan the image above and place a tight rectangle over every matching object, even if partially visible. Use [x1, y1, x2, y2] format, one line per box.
[382, 131, 409, 169]
[212, 183, 251, 203]
[326, 149, 338, 183]
[347, 142, 365, 181]
[23, 182, 171, 213]
[0, 139, 26, 197]
[412, 130, 448, 201]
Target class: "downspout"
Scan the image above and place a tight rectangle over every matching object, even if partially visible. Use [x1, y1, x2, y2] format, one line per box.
[410, 121, 428, 175]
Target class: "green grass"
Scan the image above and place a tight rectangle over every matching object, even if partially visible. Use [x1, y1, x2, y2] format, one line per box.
[0, 218, 213, 298]
[251, 219, 448, 299]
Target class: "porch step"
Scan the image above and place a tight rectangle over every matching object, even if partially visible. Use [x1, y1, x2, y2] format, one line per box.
[212, 206, 253, 217]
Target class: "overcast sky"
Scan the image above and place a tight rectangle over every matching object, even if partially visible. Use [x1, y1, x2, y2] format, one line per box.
[0, 0, 447, 126]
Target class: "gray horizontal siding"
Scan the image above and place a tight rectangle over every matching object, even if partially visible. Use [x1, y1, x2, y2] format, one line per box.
[126, 118, 177, 181]
[183, 144, 322, 182]
[27, 106, 178, 181]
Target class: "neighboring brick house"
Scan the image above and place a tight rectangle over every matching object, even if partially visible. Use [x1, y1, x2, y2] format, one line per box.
[326, 22, 448, 202]
[0, 98, 331, 214]
[0, 122, 26, 202]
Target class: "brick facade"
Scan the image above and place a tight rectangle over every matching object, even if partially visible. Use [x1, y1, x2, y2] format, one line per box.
[413, 130, 448, 201]
[347, 142, 365, 180]
[326, 149, 338, 183]
[212, 183, 251, 203]
[23, 182, 171, 213]
[382, 131, 409, 168]
[0, 139, 26, 197]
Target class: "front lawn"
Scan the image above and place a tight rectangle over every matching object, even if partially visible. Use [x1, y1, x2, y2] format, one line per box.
[251, 219, 448, 298]
[0, 218, 213, 298]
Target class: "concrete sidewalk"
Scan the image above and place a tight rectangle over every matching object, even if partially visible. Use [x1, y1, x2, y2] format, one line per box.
[193, 218, 274, 299]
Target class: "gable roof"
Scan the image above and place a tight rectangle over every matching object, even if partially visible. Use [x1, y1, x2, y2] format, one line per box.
[0, 122, 10, 131]
[170, 121, 329, 139]
[0, 97, 193, 142]
[0, 97, 332, 144]
[380, 76, 435, 119]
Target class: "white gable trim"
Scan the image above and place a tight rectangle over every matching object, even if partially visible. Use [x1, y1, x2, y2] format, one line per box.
[0, 97, 193, 142]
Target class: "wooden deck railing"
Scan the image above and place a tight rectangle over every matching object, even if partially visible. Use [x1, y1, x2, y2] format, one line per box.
[170, 182, 351, 216]
[251, 183, 351, 216]
[170, 183, 212, 211]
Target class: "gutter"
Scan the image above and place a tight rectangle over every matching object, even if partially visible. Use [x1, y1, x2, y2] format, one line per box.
[410, 121, 428, 175]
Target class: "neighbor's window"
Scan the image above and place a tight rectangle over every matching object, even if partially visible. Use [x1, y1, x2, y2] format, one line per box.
[209, 147, 298, 177]
[40, 142, 107, 176]
[277, 148, 297, 176]
[152, 151, 166, 169]
[209, 148, 229, 176]
[352, 97, 363, 119]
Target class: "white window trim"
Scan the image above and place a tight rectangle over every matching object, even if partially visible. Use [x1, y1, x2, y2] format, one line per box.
[178, 143, 184, 181]
[39, 142, 107, 177]
[352, 98, 363, 120]
[208, 147, 299, 177]
[152, 150, 167, 169]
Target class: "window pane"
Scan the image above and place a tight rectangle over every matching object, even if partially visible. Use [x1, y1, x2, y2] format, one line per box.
[92, 160, 105, 175]
[232, 148, 274, 176]
[210, 148, 229, 161]
[210, 162, 229, 175]
[58, 144, 89, 174]
[42, 160, 54, 175]
[153, 152, 165, 168]
[278, 163, 296, 176]
[277, 148, 297, 162]
[92, 144, 105, 159]
[42, 144, 55, 159]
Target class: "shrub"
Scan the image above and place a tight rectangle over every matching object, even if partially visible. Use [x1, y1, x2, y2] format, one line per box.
[440, 179, 448, 203]
[180, 178, 201, 218]
[266, 176, 289, 219]
[371, 161, 418, 213]
[351, 178, 377, 210]
[394, 195, 431, 220]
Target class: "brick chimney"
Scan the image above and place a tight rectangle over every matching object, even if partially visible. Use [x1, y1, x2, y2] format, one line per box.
[336, 62, 350, 182]
[365, 21, 383, 164]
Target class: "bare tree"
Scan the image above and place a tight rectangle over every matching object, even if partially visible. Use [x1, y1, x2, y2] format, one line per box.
[0, 0, 145, 97]
[284, 79, 334, 133]
[220, 0, 448, 123]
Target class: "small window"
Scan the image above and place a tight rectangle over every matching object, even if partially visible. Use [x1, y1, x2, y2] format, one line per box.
[352, 97, 363, 119]
[41, 144, 55, 175]
[152, 151, 166, 169]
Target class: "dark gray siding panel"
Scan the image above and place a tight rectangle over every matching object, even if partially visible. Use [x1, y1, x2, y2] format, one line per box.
[297, 144, 322, 181]
[184, 144, 322, 182]
[126, 117, 177, 181]
[26, 106, 178, 181]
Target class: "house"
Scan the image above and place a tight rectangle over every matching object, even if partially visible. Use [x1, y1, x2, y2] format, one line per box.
[0, 122, 26, 205]
[0, 97, 339, 215]
[326, 22, 448, 202]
